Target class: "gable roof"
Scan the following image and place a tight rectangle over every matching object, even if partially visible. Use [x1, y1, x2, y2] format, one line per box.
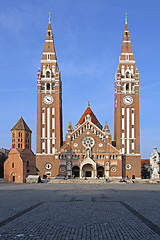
[11, 117, 32, 132]
[77, 107, 102, 129]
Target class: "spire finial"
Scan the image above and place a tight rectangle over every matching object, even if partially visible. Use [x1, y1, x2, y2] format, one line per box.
[88, 101, 90, 107]
[125, 13, 128, 24]
[48, 12, 52, 24]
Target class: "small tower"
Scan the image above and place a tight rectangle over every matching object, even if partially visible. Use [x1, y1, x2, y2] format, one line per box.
[4, 117, 36, 183]
[11, 117, 32, 150]
[67, 122, 73, 134]
[103, 121, 109, 133]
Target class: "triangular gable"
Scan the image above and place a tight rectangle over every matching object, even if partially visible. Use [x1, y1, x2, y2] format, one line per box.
[76, 107, 102, 129]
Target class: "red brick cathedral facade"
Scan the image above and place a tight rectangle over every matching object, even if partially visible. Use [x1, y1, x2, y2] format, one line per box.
[36, 17, 141, 179]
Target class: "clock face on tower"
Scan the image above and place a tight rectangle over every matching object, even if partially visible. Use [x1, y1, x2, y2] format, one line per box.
[123, 96, 133, 105]
[43, 95, 53, 105]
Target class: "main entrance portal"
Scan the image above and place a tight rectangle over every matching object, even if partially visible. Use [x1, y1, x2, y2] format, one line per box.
[82, 164, 93, 178]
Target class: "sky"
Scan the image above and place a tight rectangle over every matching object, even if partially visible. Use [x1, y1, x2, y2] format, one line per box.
[0, 0, 160, 159]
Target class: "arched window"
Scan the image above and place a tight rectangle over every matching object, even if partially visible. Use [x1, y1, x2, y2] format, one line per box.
[47, 83, 50, 90]
[52, 83, 55, 90]
[121, 84, 124, 91]
[41, 83, 45, 90]
[126, 72, 130, 78]
[131, 84, 134, 92]
[126, 83, 129, 92]
[46, 71, 50, 78]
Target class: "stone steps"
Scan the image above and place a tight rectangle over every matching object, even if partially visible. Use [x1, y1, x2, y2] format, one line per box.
[48, 178, 122, 184]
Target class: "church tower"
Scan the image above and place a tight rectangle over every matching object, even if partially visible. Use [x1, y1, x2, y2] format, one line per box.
[114, 15, 141, 178]
[36, 15, 63, 177]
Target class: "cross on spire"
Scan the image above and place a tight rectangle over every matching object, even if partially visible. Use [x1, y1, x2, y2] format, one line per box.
[125, 13, 128, 24]
[49, 12, 52, 24]
[88, 101, 90, 107]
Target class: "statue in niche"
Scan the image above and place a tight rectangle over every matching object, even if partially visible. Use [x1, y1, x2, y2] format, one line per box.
[86, 149, 90, 158]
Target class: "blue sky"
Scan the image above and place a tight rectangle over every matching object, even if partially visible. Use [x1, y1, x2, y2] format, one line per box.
[0, 0, 160, 158]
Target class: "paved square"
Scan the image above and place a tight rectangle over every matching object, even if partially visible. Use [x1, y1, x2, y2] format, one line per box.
[0, 183, 160, 239]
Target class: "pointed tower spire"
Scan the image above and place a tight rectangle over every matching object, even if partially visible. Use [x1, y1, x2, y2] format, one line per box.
[104, 121, 109, 132]
[120, 14, 134, 58]
[41, 15, 57, 67]
[67, 122, 73, 134]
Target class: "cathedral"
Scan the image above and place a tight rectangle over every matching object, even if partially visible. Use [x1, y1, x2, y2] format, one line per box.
[4, 15, 141, 182]
[36, 15, 141, 180]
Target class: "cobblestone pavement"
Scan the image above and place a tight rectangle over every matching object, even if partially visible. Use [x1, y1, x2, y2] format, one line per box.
[0, 183, 160, 239]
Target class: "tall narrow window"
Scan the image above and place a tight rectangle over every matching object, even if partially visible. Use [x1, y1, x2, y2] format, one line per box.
[47, 83, 50, 90]
[46, 71, 50, 78]
[126, 55, 129, 61]
[121, 83, 124, 91]
[126, 72, 130, 78]
[131, 84, 134, 92]
[41, 83, 45, 90]
[52, 83, 55, 90]
[126, 83, 129, 92]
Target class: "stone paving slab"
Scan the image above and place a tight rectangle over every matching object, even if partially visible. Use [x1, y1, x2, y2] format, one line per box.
[0, 183, 160, 239]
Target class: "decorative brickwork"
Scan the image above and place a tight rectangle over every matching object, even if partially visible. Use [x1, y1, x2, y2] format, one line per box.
[4, 117, 36, 183]
[36, 17, 141, 179]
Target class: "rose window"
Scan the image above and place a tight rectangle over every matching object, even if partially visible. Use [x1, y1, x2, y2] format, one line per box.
[82, 137, 95, 148]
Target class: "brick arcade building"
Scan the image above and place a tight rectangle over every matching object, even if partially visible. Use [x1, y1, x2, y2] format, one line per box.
[36, 15, 141, 180]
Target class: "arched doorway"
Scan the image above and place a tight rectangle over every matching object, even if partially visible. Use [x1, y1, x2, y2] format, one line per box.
[97, 166, 104, 177]
[80, 158, 97, 178]
[82, 164, 93, 177]
[72, 166, 80, 177]
[10, 172, 15, 182]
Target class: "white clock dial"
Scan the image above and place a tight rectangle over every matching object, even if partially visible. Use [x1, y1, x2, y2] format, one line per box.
[125, 164, 131, 170]
[123, 96, 133, 105]
[43, 95, 53, 105]
[45, 163, 52, 170]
